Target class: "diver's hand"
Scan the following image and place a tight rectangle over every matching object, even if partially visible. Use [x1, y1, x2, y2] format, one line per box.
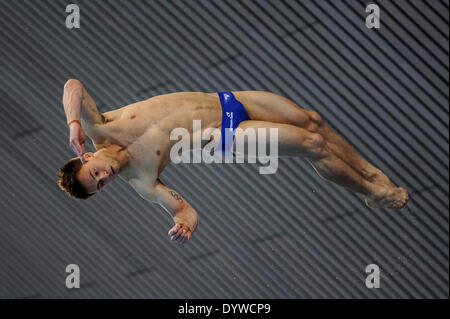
[168, 222, 195, 245]
[69, 121, 86, 162]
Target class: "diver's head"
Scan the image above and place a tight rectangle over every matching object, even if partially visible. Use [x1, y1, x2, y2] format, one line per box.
[58, 151, 120, 199]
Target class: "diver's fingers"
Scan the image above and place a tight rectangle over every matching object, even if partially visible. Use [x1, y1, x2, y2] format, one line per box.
[80, 143, 86, 156]
[173, 226, 186, 240]
[168, 224, 181, 237]
[177, 229, 190, 244]
[70, 139, 82, 157]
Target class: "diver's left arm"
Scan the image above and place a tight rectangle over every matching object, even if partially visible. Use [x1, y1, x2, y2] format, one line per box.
[152, 179, 199, 245]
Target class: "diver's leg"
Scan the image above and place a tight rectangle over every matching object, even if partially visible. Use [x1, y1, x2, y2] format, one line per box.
[235, 120, 409, 209]
[233, 91, 395, 187]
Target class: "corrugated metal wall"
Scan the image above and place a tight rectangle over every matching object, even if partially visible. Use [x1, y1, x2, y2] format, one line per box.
[0, 0, 448, 298]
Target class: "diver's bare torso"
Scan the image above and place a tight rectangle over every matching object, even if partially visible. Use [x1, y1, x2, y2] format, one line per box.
[89, 92, 223, 198]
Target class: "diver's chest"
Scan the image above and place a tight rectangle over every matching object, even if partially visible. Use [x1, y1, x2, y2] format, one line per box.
[124, 132, 168, 170]
[120, 112, 161, 136]
[119, 141, 161, 180]
[100, 113, 161, 147]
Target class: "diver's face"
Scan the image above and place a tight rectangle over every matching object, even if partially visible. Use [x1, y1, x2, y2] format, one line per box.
[76, 152, 120, 194]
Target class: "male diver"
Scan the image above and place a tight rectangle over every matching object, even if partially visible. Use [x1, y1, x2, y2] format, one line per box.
[58, 79, 409, 244]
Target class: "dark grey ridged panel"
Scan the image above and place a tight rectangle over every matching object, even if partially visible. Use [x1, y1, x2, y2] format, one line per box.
[0, 0, 448, 298]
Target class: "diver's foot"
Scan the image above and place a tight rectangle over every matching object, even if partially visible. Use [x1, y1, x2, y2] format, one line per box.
[365, 186, 410, 210]
[366, 168, 396, 188]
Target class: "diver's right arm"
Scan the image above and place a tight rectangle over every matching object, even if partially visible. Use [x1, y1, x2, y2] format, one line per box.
[62, 79, 104, 161]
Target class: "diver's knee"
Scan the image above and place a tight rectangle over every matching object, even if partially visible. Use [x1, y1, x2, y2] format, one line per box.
[309, 110, 323, 123]
[306, 133, 329, 159]
[307, 110, 325, 132]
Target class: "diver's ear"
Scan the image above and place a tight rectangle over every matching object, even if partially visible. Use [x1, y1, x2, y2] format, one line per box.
[82, 152, 94, 161]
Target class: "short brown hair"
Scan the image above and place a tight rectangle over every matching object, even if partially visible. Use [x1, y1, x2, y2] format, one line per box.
[58, 157, 93, 200]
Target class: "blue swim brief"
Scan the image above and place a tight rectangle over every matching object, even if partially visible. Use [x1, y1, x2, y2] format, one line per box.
[217, 91, 250, 156]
